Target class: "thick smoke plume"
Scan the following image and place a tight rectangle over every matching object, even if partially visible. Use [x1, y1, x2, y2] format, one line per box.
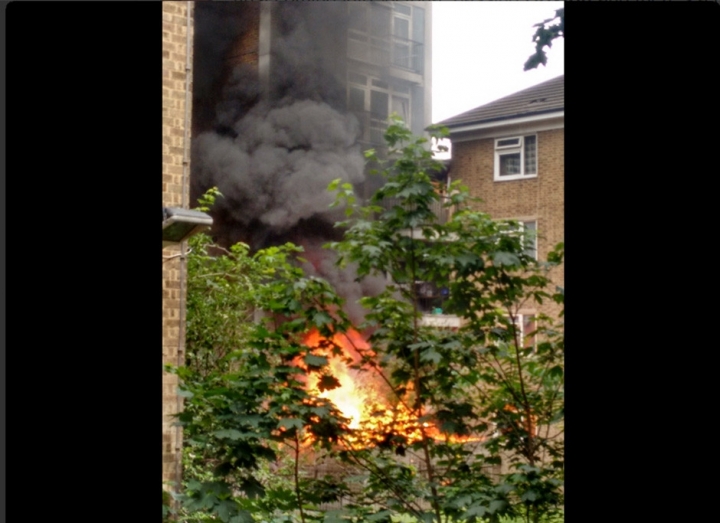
[193, 100, 364, 233]
[191, 2, 385, 324]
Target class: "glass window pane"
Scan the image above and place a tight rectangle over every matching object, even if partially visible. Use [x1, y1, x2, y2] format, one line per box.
[395, 4, 412, 16]
[349, 88, 365, 112]
[412, 6, 425, 43]
[523, 221, 537, 259]
[348, 3, 367, 32]
[348, 72, 366, 85]
[394, 17, 409, 39]
[393, 43, 410, 68]
[499, 153, 521, 176]
[522, 315, 536, 349]
[391, 96, 409, 122]
[370, 5, 390, 36]
[497, 138, 520, 148]
[370, 90, 388, 118]
[524, 135, 537, 174]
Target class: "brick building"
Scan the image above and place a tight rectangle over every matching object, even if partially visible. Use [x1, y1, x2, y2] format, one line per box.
[163, 0, 435, 489]
[439, 75, 564, 323]
[162, 1, 194, 488]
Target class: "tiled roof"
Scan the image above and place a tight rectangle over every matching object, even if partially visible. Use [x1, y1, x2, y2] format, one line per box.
[438, 75, 564, 128]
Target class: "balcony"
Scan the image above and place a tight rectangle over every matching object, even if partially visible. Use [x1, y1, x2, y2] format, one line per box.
[347, 32, 424, 75]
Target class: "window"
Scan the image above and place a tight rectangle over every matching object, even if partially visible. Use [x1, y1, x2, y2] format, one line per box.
[347, 73, 411, 146]
[514, 313, 536, 349]
[391, 6, 411, 68]
[496, 313, 536, 350]
[519, 220, 537, 260]
[494, 135, 537, 181]
[347, 2, 424, 73]
[500, 219, 538, 260]
[386, 240, 453, 316]
[414, 281, 451, 315]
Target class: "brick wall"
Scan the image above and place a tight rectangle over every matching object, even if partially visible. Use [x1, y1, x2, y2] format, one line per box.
[162, 0, 193, 488]
[452, 128, 564, 315]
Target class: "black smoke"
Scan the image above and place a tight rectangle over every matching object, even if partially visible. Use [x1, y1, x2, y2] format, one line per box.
[190, 2, 384, 323]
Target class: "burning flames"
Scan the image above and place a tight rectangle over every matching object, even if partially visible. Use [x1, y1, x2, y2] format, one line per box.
[302, 329, 481, 447]
[303, 329, 375, 430]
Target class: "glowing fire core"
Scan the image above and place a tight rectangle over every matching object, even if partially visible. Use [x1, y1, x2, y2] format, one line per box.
[304, 329, 378, 430]
[303, 329, 480, 446]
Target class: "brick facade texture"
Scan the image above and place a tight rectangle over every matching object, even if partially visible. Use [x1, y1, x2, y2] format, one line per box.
[451, 127, 565, 473]
[451, 127, 564, 317]
[162, 1, 193, 488]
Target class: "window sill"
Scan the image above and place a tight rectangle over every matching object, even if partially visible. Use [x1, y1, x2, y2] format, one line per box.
[493, 174, 538, 182]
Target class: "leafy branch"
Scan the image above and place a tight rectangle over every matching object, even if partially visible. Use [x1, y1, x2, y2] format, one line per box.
[524, 8, 564, 71]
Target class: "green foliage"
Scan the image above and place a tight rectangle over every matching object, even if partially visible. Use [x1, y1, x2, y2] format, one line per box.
[172, 226, 356, 522]
[327, 117, 564, 522]
[171, 119, 564, 523]
[164, 487, 175, 522]
[524, 8, 564, 71]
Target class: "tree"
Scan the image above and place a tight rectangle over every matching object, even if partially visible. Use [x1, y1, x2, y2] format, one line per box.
[171, 119, 564, 523]
[524, 8, 564, 71]
[170, 211, 355, 522]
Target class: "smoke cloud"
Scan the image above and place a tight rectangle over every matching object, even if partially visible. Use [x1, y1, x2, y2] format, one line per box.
[193, 100, 364, 233]
[191, 2, 384, 324]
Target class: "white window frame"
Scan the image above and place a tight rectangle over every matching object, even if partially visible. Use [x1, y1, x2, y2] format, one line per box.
[511, 313, 537, 350]
[391, 5, 412, 69]
[347, 72, 411, 144]
[494, 134, 538, 181]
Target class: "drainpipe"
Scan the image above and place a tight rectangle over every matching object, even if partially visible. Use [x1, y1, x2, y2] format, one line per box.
[174, 0, 194, 493]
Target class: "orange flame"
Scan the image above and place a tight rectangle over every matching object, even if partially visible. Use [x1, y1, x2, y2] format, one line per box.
[303, 329, 378, 430]
[302, 329, 482, 447]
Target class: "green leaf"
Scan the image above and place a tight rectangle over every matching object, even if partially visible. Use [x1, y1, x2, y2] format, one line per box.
[492, 251, 520, 266]
[323, 510, 350, 523]
[216, 500, 236, 522]
[317, 374, 341, 392]
[240, 477, 266, 499]
[548, 365, 563, 379]
[304, 354, 329, 367]
[228, 510, 254, 523]
[521, 490, 539, 502]
[465, 504, 487, 517]
[452, 494, 473, 508]
[312, 311, 333, 328]
[420, 347, 442, 364]
[362, 245, 382, 257]
[367, 509, 392, 521]
[212, 429, 243, 440]
[278, 418, 304, 430]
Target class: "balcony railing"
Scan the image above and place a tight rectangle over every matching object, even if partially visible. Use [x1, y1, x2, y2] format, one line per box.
[347, 32, 424, 74]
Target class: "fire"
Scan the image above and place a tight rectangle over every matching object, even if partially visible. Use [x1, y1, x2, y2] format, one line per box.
[302, 329, 482, 446]
[303, 329, 378, 430]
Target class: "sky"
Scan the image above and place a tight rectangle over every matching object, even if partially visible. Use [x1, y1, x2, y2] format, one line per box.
[431, 1, 564, 124]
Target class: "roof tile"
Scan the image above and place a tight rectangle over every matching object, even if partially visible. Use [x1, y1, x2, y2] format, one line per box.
[438, 75, 564, 128]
